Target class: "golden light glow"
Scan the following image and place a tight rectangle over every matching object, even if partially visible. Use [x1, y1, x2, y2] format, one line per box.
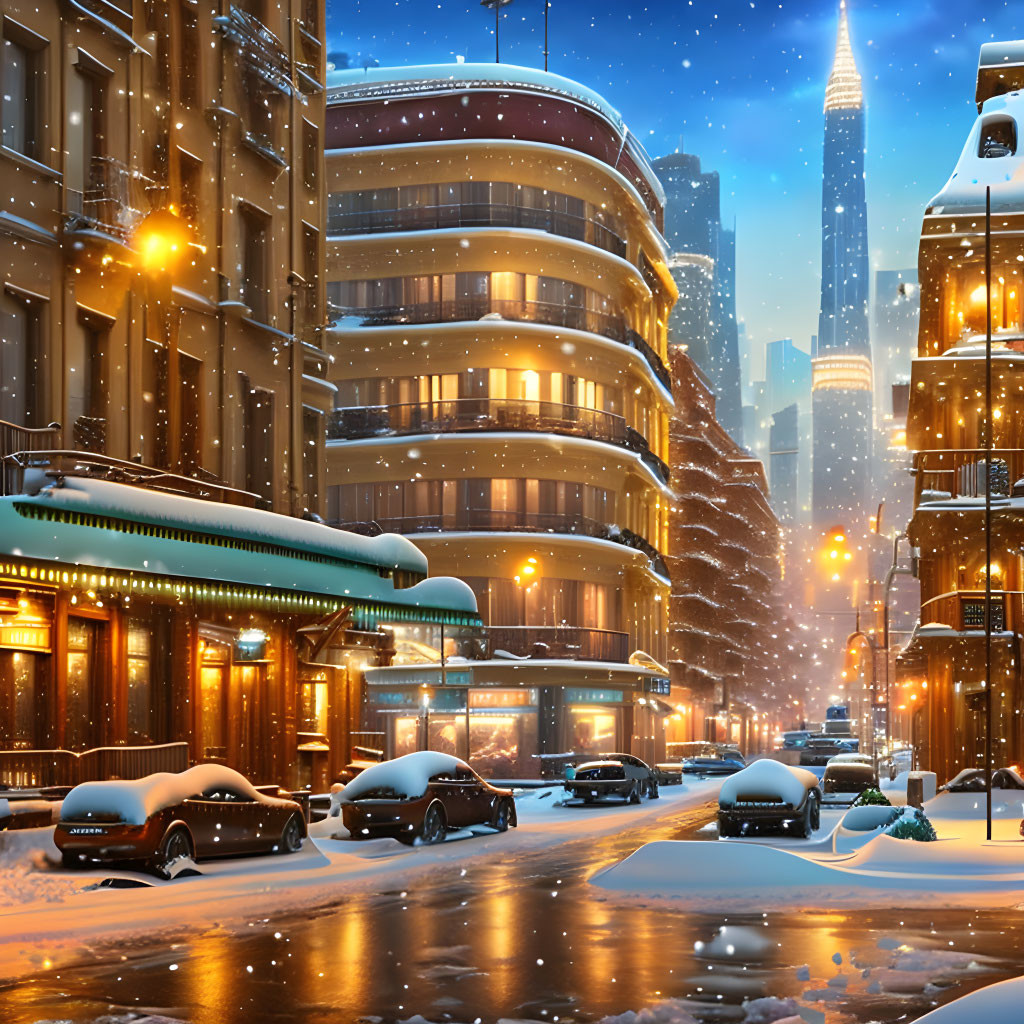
[513, 556, 539, 587]
[134, 209, 191, 275]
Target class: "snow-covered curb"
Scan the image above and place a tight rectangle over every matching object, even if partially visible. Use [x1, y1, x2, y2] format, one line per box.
[591, 789, 1024, 909]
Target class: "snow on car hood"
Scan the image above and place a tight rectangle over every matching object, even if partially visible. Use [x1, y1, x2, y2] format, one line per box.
[719, 759, 819, 808]
[341, 751, 470, 802]
[60, 764, 260, 826]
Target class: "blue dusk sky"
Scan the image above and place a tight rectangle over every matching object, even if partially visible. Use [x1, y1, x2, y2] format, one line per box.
[327, 1, 1024, 373]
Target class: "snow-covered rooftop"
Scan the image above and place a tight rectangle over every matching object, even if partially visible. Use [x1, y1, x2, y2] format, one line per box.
[927, 92, 1024, 214]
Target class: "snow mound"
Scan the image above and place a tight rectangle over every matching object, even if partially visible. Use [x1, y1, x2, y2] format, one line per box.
[925, 791, 1024, 821]
[914, 974, 1024, 1022]
[720, 760, 819, 808]
[60, 764, 263, 826]
[341, 751, 469, 802]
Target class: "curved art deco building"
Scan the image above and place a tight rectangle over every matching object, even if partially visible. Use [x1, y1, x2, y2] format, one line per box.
[322, 64, 676, 773]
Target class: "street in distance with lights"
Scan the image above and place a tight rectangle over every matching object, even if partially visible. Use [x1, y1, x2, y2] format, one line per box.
[5, 0, 1024, 1022]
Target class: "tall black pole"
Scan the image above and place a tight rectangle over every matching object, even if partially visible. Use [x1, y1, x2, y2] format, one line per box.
[495, 1, 500, 62]
[984, 184, 994, 842]
[543, 1, 549, 71]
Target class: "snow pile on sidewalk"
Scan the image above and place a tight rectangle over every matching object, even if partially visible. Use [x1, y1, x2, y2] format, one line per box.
[914, 974, 1024, 1021]
[593, 787, 1024, 909]
[0, 827, 82, 906]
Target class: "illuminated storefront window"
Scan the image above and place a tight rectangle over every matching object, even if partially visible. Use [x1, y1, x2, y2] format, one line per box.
[199, 638, 229, 760]
[66, 616, 100, 750]
[126, 619, 152, 743]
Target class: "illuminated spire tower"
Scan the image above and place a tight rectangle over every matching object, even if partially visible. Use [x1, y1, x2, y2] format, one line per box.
[813, 1, 873, 547]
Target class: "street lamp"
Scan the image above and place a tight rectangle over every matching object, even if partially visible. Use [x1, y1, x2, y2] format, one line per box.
[481, 0, 514, 63]
[845, 629, 880, 762]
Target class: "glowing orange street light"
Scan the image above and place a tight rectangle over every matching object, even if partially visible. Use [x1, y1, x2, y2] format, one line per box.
[134, 208, 190, 275]
[514, 556, 539, 587]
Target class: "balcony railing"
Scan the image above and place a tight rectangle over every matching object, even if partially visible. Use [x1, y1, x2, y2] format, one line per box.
[329, 298, 672, 390]
[64, 156, 147, 243]
[484, 625, 629, 663]
[920, 590, 1012, 633]
[914, 448, 1024, 504]
[0, 419, 63, 496]
[326, 398, 669, 484]
[328, 202, 628, 259]
[333, 509, 670, 579]
[2, 449, 268, 508]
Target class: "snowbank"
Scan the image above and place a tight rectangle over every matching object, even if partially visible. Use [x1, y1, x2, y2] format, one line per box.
[914, 974, 1024, 1022]
[719, 760, 819, 808]
[60, 764, 262, 826]
[341, 751, 470, 802]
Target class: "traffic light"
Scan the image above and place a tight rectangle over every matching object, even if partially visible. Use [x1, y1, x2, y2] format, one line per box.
[821, 525, 853, 582]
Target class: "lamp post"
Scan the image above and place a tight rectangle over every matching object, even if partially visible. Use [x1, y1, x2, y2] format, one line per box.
[984, 184, 994, 841]
[481, 0, 514, 63]
[845, 629, 881, 762]
[543, 1, 550, 71]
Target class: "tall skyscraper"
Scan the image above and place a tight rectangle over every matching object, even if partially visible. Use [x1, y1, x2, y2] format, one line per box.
[653, 151, 743, 442]
[812, 1, 873, 533]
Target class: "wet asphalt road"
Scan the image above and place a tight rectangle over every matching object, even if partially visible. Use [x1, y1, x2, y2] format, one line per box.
[3, 798, 1024, 1024]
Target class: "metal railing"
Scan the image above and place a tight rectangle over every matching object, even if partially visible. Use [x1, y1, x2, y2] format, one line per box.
[329, 298, 671, 390]
[914, 448, 1024, 504]
[919, 589, 1014, 633]
[328, 202, 628, 259]
[0, 419, 62, 496]
[333, 510, 670, 579]
[2, 449, 268, 508]
[0, 741, 189, 788]
[326, 398, 669, 485]
[485, 625, 629, 663]
[72, 415, 107, 455]
[64, 155, 147, 242]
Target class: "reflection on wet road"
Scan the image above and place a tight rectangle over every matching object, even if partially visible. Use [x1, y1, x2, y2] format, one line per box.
[3, 801, 1024, 1023]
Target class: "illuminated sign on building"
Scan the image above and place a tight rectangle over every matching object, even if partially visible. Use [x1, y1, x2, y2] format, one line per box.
[811, 353, 873, 392]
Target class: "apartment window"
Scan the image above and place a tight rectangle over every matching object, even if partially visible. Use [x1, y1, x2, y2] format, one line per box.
[242, 68, 274, 152]
[302, 120, 318, 189]
[178, 2, 199, 107]
[239, 205, 269, 322]
[0, 289, 44, 426]
[241, 375, 274, 500]
[142, 340, 169, 466]
[302, 406, 320, 513]
[1, 25, 44, 160]
[178, 149, 202, 227]
[180, 351, 202, 471]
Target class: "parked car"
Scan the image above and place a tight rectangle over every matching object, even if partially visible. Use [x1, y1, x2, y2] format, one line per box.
[799, 735, 859, 766]
[55, 765, 307, 876]
[653, 762, 686, 785]
[778, 730, 813, 751]
[939, 767, 1024, 792]
[564, 753, 659, 804]
[679, 754, 747, 776]
[340, 751, 516, 844]
[717, 760, 822, 838]
[822, 754, 879, 795]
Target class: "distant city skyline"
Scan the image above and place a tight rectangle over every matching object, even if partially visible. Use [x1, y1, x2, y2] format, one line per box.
[329, 0, 1024, 358]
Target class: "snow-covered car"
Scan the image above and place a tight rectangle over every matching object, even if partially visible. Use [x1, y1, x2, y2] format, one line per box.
[653, 762, 686, 785]
[940, 767, 1024, 792]
[679, 754, 746, 776]
[717, 760, 822, 838]
[563, 753, 659, 804]
[778, 730, 812, 750]
[822, 755, 878, 795]
[798, 735, 859, 766]
[340, 751, 516, 844]
[55, 765, 306, 875]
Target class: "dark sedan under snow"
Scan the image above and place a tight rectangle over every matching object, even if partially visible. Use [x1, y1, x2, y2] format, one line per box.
[340, 751, 516, 844]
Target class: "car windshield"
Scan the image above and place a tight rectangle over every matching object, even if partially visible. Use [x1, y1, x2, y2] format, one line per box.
[576, 764, 625, 780]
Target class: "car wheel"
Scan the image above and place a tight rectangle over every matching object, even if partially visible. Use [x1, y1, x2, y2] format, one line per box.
[491, 797, 512, 833]
[629, 782, 641, 805]
[61, 850, 82, 869]
[718, 815, 734, 838]
[794, 799, 813, 839]
[648, 779, 660, 800]
[810, 795, 821, 832]
[419, 801, 447, 844]
[279, 813, 304, 854]
[152, 827, 193, 878]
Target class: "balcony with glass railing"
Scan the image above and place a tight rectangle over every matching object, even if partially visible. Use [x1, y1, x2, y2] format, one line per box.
[326, 398, 669, 484]
[914, 448, 1024, 505]
[484, 625, 629, 663]
[332, 508, 669, 580]
[328, 297, 671, 391]
[327, 200, 628, 259]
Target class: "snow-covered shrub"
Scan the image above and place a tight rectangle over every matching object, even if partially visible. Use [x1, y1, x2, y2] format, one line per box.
[885, 807, 937, 842]
[853, 787, 891, 807]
